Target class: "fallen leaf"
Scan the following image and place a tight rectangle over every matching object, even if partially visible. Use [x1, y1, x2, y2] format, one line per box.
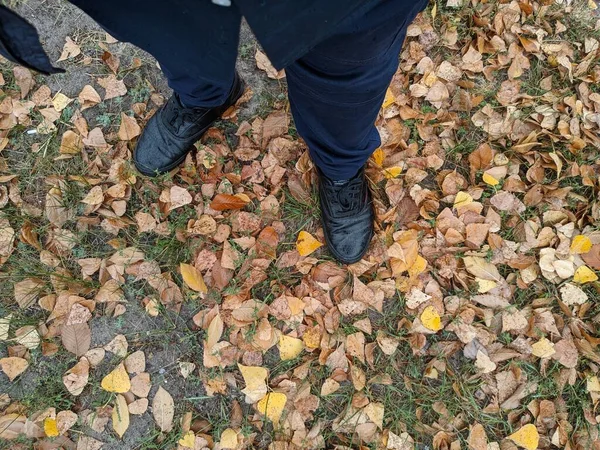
[321, 378, 341, 396]
[101, 363, 131, 393]
[220, 428, 239, 449]
[60, 130, 83, 154]
[152, 386, 174, 432]
[238, 364, 268, 403]
[278, 334, 303, 360]
[559, 282, 588, 306]
[508, 424, 539, 450]
[257, 392, 287, 423]
[180, 263, 207, 293]
[52, 93, 73, 112]
[63, 357, 89, 395]
[179, 430, 196, 448]
[464, 256, 501, 281]
[112, 394, 130, 438]
[570, 235, 592, 254]
[573, 265, 597, 284]
[255, 49, 285, 79]
[532, 338, 556, 358]
[98, 75, 127, 100]
[57, 36, 81, 61]
[475, 350, 496, 373]
[118, 113, 141, 141]
[0, 357, 28, 381]
[364, 402, 384, 429]
[44, 418, 59, 437]
[210, 193, 249, 211]
[421, 306, 442, 331]
[296, 231, 323, 256]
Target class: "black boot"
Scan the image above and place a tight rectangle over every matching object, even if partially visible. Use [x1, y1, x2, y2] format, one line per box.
[318, 167, 374, 264]
[133, 73, 245, 176]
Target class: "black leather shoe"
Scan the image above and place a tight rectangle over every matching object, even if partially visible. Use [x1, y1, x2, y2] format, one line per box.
[318, 167, 374, 264]
[133, 73, 245, 176]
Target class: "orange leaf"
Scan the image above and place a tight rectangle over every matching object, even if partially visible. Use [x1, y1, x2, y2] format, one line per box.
[210, 193, 249, 211]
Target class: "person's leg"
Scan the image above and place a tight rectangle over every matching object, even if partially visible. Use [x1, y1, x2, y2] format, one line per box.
[68, 0, 243, 175]
[285, 0, 428, 263]
[286, 0, 428, 181]
[68, 0, 242, 108]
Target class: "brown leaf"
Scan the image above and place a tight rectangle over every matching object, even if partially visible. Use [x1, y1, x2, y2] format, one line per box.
[62, 357, 89, 396]
[118, 113, 141, 141]
[60, 130, 83, 155]
[61, 323, 91, 357]
[13, 66, 34, 98]
[255, 49, 285, 79]
[210, 193, 249, 211]
[14, 278, 44, 309]
[102, 51, 120, 74]
[57, 36, 81, 62]
[97, 75, 127, 100]
[262, 110, 289, 146]
[0, 357, 28, 381]
[45, 185, 69, 228]
[468, 423, 488, 450]
[79, 85, 102, 110]
[152, 386, 174, 432]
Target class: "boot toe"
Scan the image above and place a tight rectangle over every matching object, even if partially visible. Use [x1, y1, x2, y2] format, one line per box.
[323, 208, 374, 264]
[133, 115, 186, 177]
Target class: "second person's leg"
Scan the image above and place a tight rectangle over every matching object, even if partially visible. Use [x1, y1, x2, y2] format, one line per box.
[68, 0, 243, 175]
[285, 0, 428, 263]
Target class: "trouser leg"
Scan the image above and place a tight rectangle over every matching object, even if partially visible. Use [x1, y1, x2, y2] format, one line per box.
[67, 0, 241, 108]
[285, 0, 428, 181]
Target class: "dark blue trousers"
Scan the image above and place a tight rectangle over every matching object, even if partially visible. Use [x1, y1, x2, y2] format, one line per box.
[70, 0, 427, 180]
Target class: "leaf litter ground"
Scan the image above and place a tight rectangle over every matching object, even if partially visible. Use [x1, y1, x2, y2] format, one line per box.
[2, 0, 600, 449]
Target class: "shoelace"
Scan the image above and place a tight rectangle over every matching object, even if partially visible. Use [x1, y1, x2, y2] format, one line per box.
[167, 97, 207, 134]
[171, 108, 200, 134]
[325, 177, 364, 214]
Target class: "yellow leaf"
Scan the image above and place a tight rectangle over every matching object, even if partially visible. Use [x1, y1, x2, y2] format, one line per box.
[482, 172, 499, 186]
[587, 376, 600, 392]
[178, 431, 196, 448]
[52, 93, 73, 112]
[296, 231, 323, 257]
[421, 306, 442, 332]
[364, 402, 384, 429]
[278, 334, 303, 361]
[383, 166, 403, 179]
[454, 191, 473, 208]
[180, 263, 207, 293]
[101, 362, 131, 393]
[476, 278, 497, 293]
[589, 0, 598, 10]
[372, 148, 385, 166]
[44, 418, 59, 437]
[302, 326, 321, 349]
[531, 337, 555, 358]
[573, 265, 598, 284]
[431, 1, 438, 19]
[570, 235, 592, 254]
[508, 424, 539, 450]
[238, 364, 268, 403]
[112, 394, 130, 438]
[206, 313, 223, 349]
[220, 428, 239, 449]
[382, 89, 395, 108]
[257, 392, 287, 423]
[407, 255, 427, 278]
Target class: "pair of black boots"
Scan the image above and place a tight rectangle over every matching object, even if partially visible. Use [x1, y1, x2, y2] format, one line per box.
[133, 74, 373, 264]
